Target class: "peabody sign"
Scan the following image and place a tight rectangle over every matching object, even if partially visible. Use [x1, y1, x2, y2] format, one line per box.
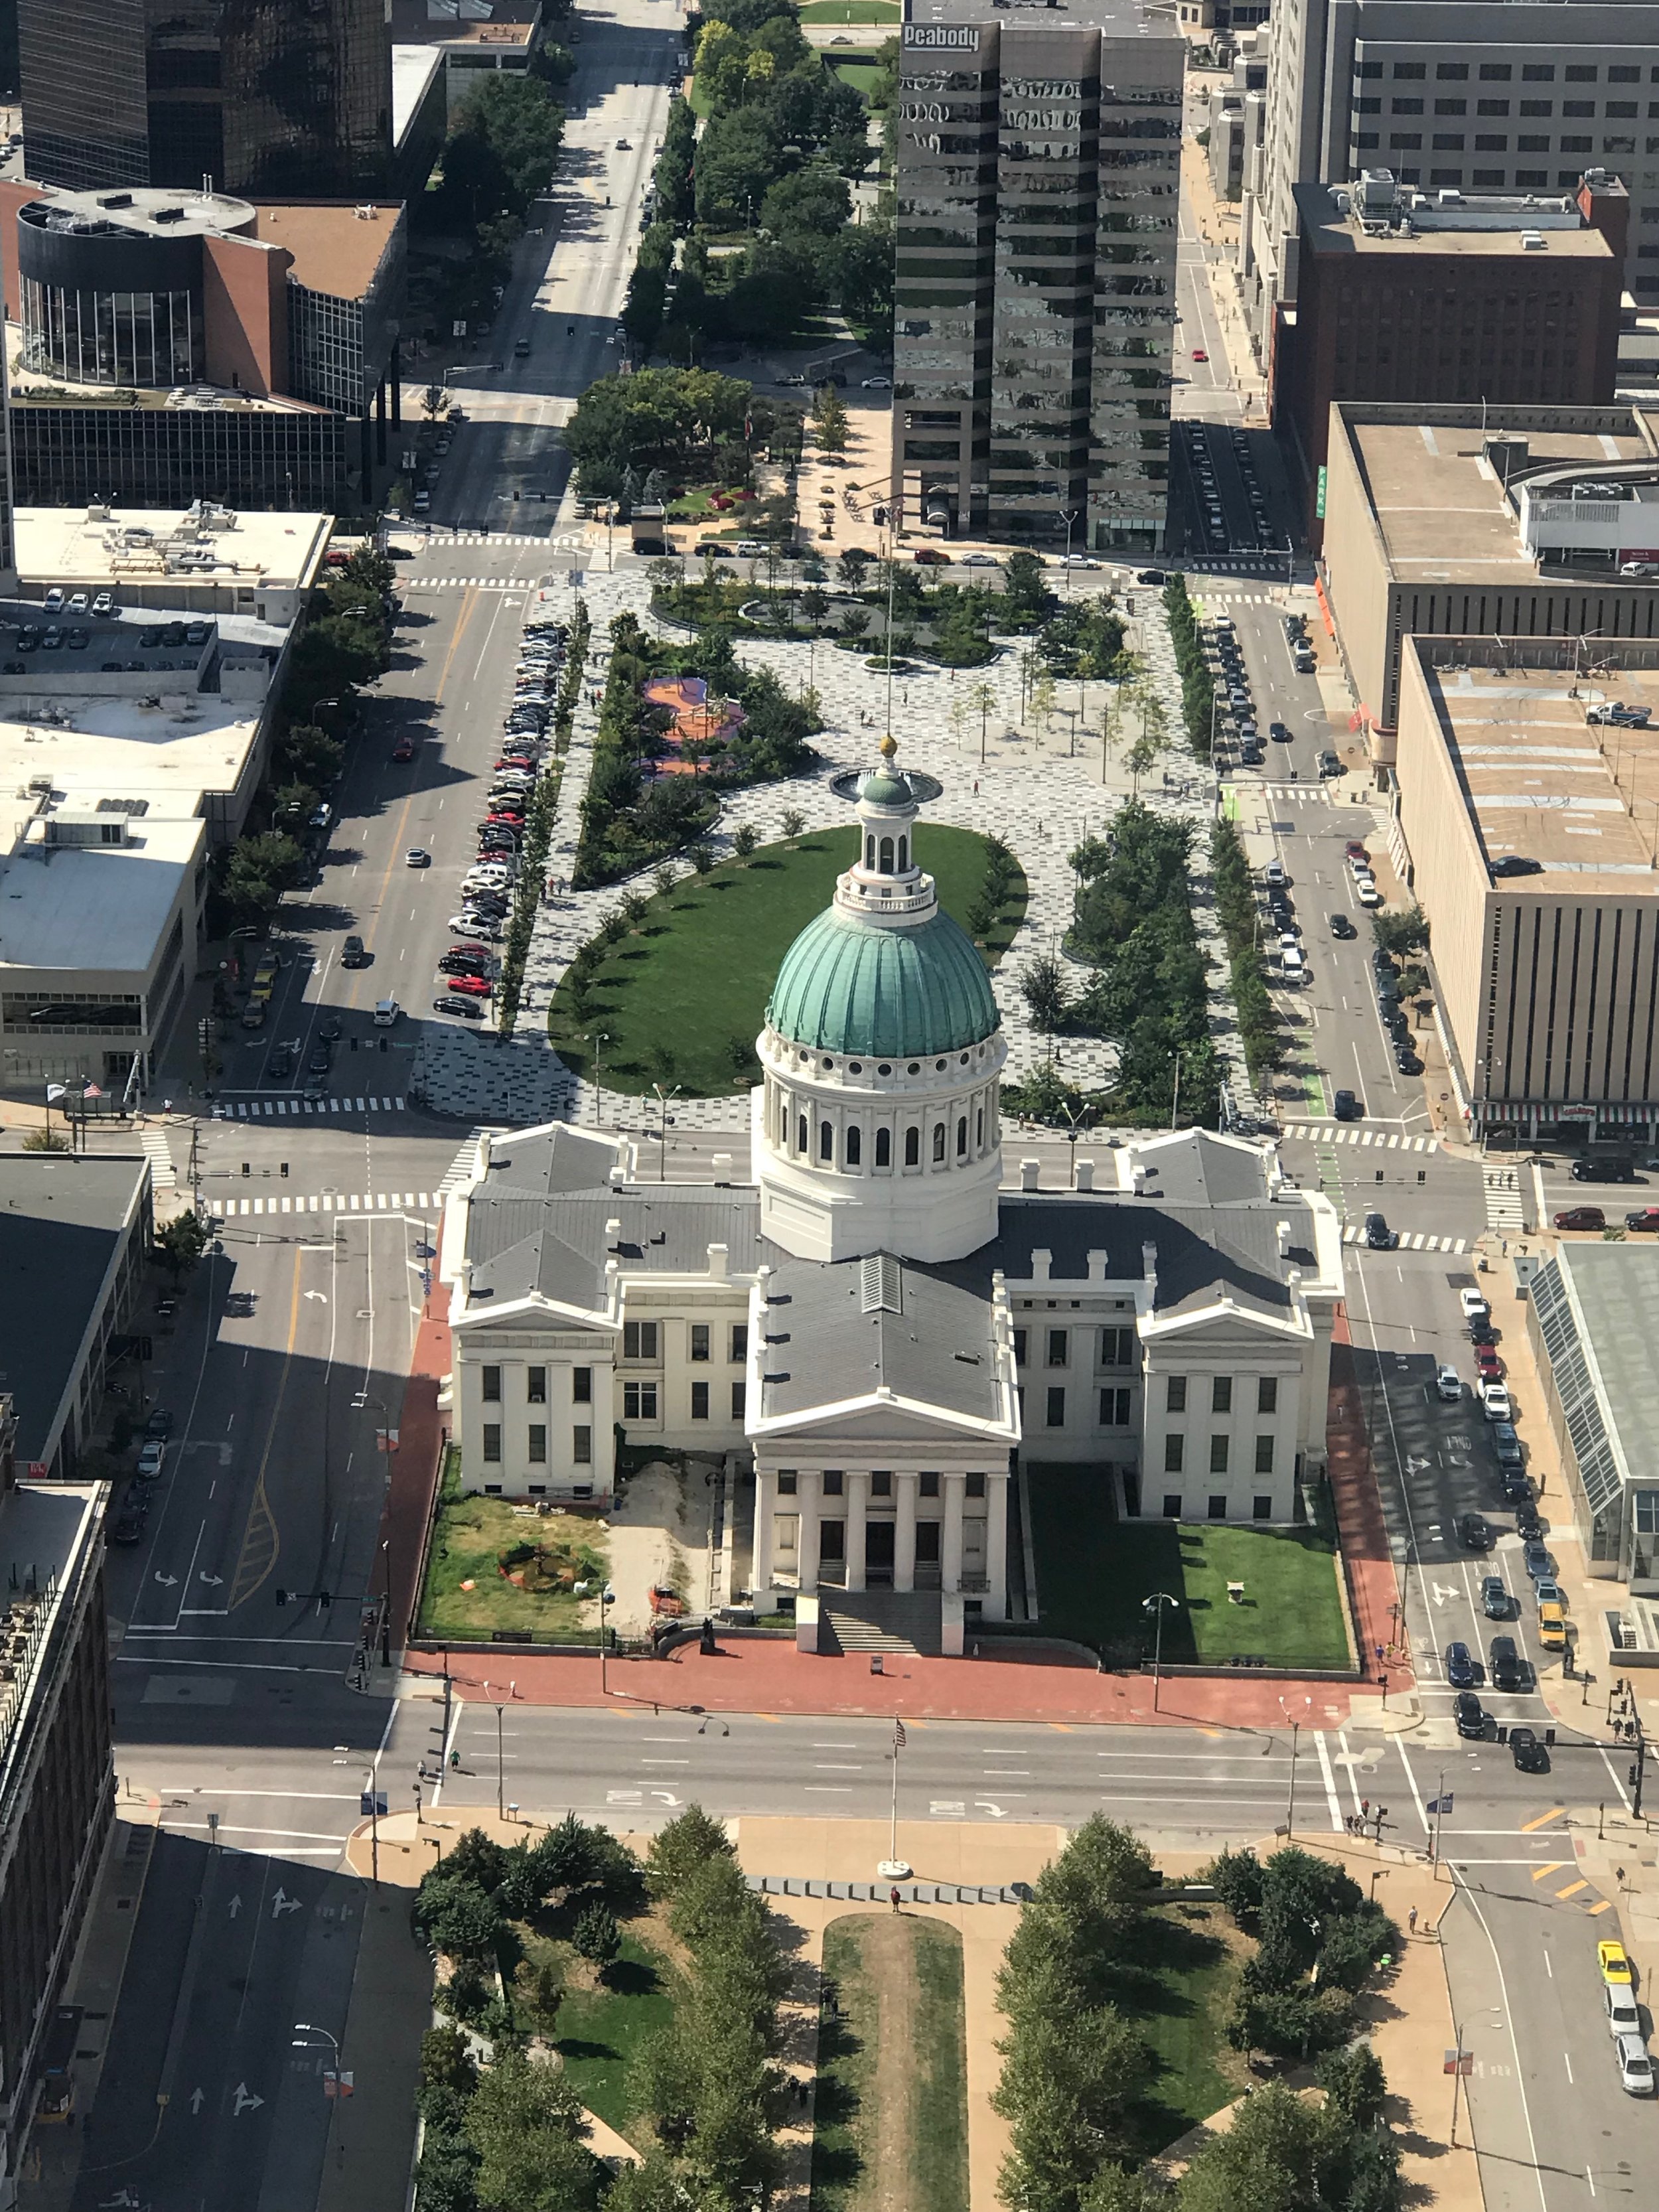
[904, 23, 981, 45]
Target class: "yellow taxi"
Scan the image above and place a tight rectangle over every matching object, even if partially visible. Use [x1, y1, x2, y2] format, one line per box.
[1599, 1941, 1634, 1986]
[1538, 1601, 1567, 1652]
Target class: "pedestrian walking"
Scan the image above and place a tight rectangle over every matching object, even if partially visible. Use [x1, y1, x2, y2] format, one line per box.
[889, 1885, 901, 1913]
[1408, 1907, 1418, 1933]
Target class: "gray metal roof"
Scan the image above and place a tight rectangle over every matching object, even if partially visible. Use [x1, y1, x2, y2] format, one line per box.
[959, 1197, 1309, 1321]
[0, 1155, 147, 1461]
[1534, 1246, 1659, 1513]
[1128, 1130, 1275, 1208]
[756, 1256, 1004, 1424]
[465, 1169, 768, 1317]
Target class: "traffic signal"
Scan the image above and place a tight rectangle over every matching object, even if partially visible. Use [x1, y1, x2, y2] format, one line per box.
[280, 1162, 289, 1179]
[242, 1161, 250, 1177]
[319, 1590, 332, 1608]
[275, 1588, 288, 1607]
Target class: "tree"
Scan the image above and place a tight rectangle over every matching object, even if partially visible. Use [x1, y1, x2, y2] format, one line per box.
[1003, 549, 1056, 623]
[1372, 903, 1429, 956]
[762, 166, 851, 237]
[1317, 2043, 1388, 2132]
[780, 808, 806, 839]
[813, 383, 850, 456]
[1021, 955, 1071, 1033]
[414, 1876, 503, 1962]
[222, 831, 303, 921]
[732, 822, 760, 860]
[156, 1210, 210, 1280]
[421, 2023, 479, 2098]
[465, 2049, 600, 2212]
[605, 2154, 691, 2212]
[647, 1804, 737, 1898]
[571, 1902, 621, 1970]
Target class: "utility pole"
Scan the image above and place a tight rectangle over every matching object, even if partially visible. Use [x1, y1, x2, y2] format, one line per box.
[1630, 1722, 1647, 1820]
[1285, 1720, 1299, 1838]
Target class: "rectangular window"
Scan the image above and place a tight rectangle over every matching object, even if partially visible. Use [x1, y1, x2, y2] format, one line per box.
[730, 1323, 749, 1363]
[623, 1321, 659, 1360]
[1472, 167, 1505, 183]
[1434, 99, 1467, 115]
[1166, 1375, 1187, 1414]
[1100, 1386, 1131, 1426]
[1046, 1327, 1068, 1366]
[1255, 1434, 1275, 1475]
[1012, 1327, 1028, 1364]
[1254, 1495, 1273, 1521]
[966, 1472, 986, 1499]
[1564, 63, 1597, 82]
[731, 1380, 747, 1420]
[691, 1380, 709, 1420]
[482, 1423, 502, 1463]
[1479, 64, 1512, 81]
[623, 1382, 659, 1420]
[916, 1521, 941, 1563]
[1522, 64, 1555, 82]
[1208, 1434, 1230, 1475]
[482, 1364, 502, 1403]
[870, 1470, 892, 1498]
[778, 1469, 798, 1495]
[690, 1324, 710, 1363]
[774, 1513, 798, 1557]
[820, 1520, 845, 1562]
[1161, 1492, 1182, 1519]
[1392, 98, 1424, 115]
[573, 1424, 592, 1464]
[1046, 1385, 1066, 1428]
[1393, 61, 1425, 79]
[1432, 133, 1465, 150]
[920, 1471, 940, 1499]
[1475, 135, 1508, 151]
[573, 1366, 592, 1404]
[1212, 1376, 1232, 1414]
[1389, 132, 1423, 149]
[1258, 1376, 1278, 1415]
[1099, 1325, 1135, 1367]
[1437, 62, 1468, 78]
[1520, 100, 1553, 115]
[528, 1424, 547, 1463]
[1563, 100, 1595, 117]
[527, 1366, 547, 1404]
[1208, 1494, 1228, 1520]
[1477, 100, 1510, 116]
[824, 1470, 844, 1497]
[1164, 1434, 1185, 1473]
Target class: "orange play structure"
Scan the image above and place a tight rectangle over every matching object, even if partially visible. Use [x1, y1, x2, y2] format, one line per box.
[640, 675, 745, 771]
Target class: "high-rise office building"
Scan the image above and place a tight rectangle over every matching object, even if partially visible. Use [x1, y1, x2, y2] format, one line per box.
[891, 0, 1183, 555]
[1242, 0, 1659, 363]
[19, 0, 392, 198]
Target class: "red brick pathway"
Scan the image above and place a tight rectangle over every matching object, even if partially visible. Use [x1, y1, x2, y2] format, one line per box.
[1327, 1310, 1413, 1695]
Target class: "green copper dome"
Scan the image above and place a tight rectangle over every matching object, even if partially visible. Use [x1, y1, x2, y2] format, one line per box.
[767, 906, 999, 1057]
[859, 767, 913, 806]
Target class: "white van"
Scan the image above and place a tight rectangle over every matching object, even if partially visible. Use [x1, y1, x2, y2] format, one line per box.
[372, 998, 400, 1027]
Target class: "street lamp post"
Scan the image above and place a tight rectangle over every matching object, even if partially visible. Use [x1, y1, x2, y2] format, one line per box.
[652, 1082, 682, 1179]
[1058, 505, 1079, 593]
[493, 1702, 507, 1819]
[1142, 1591, 1179, 1711]
[585, 1031, 610, 1122]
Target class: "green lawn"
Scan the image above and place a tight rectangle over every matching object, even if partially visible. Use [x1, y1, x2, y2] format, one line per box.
[1025, 1464, 1351, 1669]
[1098, 1905, 1248, 2152]
[553, 1933, 678, 2138]
[415, 1449, 608, 1641]
[831, 58, 886, 97]
[812, 1915, 968, 2212]
[549, 824, 1027, 1096]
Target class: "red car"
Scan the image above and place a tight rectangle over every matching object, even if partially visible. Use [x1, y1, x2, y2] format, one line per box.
[443, 972, 493, 997]
[391, 737, 415, 763]
[1344, 841, 1369, 863]
[1553, 1205, 1606, 1231]
[1475, 1344, 1503, 1381]
[1192, 348, 1208, 362]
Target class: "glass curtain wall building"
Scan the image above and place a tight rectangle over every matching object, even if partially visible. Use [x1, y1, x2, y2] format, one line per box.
[893, 0, 1181, 553]
[19, 0, 392, 196]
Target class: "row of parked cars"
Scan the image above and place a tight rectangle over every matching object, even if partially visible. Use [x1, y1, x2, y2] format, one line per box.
[431, 615, 569, 1019]
[110, 1406, 174, 1544]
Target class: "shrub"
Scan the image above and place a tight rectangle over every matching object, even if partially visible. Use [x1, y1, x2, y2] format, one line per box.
[572, 1901, 622, 1969]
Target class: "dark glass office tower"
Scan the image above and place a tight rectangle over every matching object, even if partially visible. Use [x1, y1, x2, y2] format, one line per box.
[20, 0, 391, 196]
[893, 0, 1182, 553]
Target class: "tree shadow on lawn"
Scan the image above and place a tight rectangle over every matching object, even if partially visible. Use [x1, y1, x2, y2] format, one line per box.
[1102, 1912, 1234, 2156]
[810, 2012, 865, 2195]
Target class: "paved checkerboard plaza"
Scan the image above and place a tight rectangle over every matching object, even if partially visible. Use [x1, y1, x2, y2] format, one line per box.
[412, 566, 1264, 1130]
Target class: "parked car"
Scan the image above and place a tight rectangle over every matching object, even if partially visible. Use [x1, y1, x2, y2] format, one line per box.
[433, 994, 487, 1019]
[1491, 1422, 1524, 1469]
[1626, 1208, 1659, 1232]
[1537, 1599, 1567, 1651]
[1554, 1205, 1606, 1230]
[1601, 1941, 1636, 1986]
[449, 917, 500, 942]
[1617, 2035, 1654, 2097]
[110, 1499, 149, 1544]
[135, 1440, 165, 1481]
[1459, 1288, 1491, 1323]
[1607, 1984, 1643, 2037]
[1523, 1539, 1555, 1581]
[1481, 1382, 1513, 1422]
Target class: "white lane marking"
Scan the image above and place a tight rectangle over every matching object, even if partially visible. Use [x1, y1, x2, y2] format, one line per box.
[1313, 1728, 1344, 1830]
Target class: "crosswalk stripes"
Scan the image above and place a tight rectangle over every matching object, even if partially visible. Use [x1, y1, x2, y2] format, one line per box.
[406, 577, 523, 591]
[436, 1132, 494, 1203]
[1483, 1163, 1527, 1234]
[1342, 1223, 1468, 1253]
[211, 1095, 405, 1118]
[1280, 1124, 1439, 1153]
[1197, 591, 1274, 605]
[139, 1128, 177, 1190]
[213, 1191, 439, 1218]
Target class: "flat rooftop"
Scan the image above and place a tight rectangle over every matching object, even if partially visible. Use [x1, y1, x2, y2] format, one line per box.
[0, 815, 204, 972]
[0, 1155, 145, 1461]
[0, 1481, 104, 1820]
[245, 203, 401, 303]
[1348, 417, 1656, 583]
[15, 506, 332, 592]
[0, 686, 265, 817]
[20, 184, 256, 241]
[904, 0, 1182, 34]
[1419, 656, 1659, 887]
[1297, 182, 1611, 261]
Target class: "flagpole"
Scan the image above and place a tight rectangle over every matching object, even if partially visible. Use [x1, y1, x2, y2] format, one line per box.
[877, 1720, 910, 1880]
[1431, 1769, 1447, 1874]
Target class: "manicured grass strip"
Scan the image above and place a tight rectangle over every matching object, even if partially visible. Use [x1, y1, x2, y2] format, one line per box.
[1125, 1906, 1247, 2148]
[415, 1449, 607, 1640]
[812, 1914, 969, 2212]
[553, 1935, 677, 2136]
[549, 824, 1026, 1097]
[1023, 1466, 1350, 1668]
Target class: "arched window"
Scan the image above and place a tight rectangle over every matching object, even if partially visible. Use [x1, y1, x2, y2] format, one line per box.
[904, 1126, 920, 1167]
[819, 1120, 833, 1162]
[875, 1127, 891, 1168]
[845, 1125, 862, 1167]
[975, 1106, 984, 1149]
[932, 1122, 946, 1163]
[956, 1116, 968, 1157]
[865, 834, 875, 869]
[879, 836, 894, 873]
[898, 835, 908, 871]
[796, 1114, 808, 1154]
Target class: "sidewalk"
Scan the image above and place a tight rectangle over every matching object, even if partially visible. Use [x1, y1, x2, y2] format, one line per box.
[1328, 1313, 1416, 1698]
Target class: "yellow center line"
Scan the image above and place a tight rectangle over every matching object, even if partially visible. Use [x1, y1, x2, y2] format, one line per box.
[229, 1248, 305, 1610]
[1521, 1806, 1567, 1832]
[1531, 1862, 1567, 1881]
[347, 583, 480, 1011]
